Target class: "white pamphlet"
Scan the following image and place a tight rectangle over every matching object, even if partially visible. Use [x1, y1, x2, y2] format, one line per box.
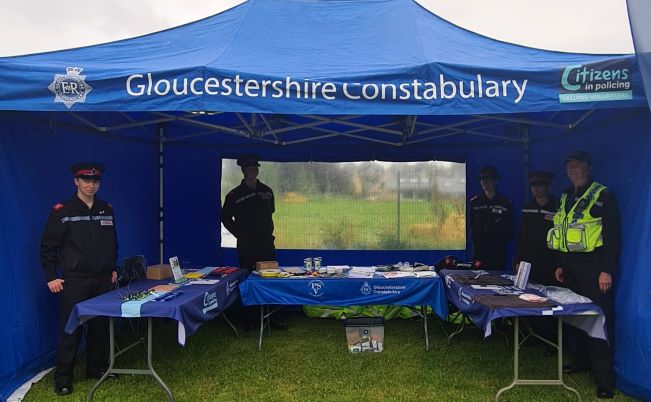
[169, 256, 185, 283]
[514, 261, 531, 290]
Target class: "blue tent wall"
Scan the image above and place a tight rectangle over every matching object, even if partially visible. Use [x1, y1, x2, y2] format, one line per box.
[528, 109, 651, 399]
[0, 117, 160, 399]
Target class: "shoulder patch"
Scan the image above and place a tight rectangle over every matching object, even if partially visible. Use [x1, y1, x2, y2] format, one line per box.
[52, 203, 64, 211]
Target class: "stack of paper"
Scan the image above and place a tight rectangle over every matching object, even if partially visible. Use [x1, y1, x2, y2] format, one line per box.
[381, 271, 415, 279]
[348, 266, 376, 278]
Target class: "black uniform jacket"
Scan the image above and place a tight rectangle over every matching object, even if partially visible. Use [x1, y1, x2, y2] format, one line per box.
[469, 191, 515, 269]
[515, 197, 558, 285]
[41, 194, 118, 282]
[559, 180, 620, 274]
[221, 180, 275, 244]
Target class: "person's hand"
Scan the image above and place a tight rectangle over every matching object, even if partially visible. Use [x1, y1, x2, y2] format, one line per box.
[555, 267, 564, 283]
[599, 272, 612, 293]
[111, 271, 118, 284]
[47, 278, 64, 293]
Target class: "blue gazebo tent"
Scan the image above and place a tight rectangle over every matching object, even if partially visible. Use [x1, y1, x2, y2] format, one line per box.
[0, 0, 649, 399]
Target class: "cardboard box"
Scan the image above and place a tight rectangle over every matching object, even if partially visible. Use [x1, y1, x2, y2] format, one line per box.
[344, 317, 385, 353]
[147, 264, 172, 280]
[255, 260, 279, 271]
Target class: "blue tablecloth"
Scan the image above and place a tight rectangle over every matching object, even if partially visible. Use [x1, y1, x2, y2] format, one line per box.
[440, 269, 606, 339]
[240, 271, 448, 319]
[65, 268, 248, 345]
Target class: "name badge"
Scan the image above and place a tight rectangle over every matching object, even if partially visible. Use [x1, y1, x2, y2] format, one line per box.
[100, 220, 113, 226]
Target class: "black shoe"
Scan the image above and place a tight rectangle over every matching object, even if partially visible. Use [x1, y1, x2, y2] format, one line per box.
[86, 371, 118, 380]
[596, 386, 614, 399]
[270, 320, 289, 330]
[54, 384, 73, 396]
[563, 363, 590, 374]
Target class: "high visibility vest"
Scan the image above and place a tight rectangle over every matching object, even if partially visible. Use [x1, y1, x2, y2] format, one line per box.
[547, 181, 606, 252]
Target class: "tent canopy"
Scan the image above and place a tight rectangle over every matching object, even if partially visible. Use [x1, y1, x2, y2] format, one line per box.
[1, 0, 649, 400]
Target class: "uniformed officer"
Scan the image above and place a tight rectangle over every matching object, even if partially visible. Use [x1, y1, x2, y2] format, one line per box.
[514, 171, 558, 351]
[41, 162, 118, 396]
[550, 151, 619, 399]
[514, 171, 558, 285]
[221, 155, 276, 271]
[469, 166, 515, 270]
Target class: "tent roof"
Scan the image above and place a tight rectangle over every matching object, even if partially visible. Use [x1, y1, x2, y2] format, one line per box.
[0, 0, 646, 115]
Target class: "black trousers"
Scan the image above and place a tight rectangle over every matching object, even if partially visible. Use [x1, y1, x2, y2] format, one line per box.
[232, 240, 276, 327]
[54, 275, 113, 386]
[561, 252, 615, 388]
[236, 240, 276, 272]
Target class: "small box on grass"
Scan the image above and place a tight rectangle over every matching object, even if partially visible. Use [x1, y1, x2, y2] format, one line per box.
[147, 264, 172, 280]
[344, 317, 384, 353]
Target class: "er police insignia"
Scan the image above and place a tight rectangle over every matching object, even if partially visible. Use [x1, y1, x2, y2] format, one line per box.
[48, 67, 92, 109]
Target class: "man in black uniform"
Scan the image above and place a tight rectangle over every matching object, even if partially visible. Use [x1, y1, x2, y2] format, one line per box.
[221, 155, 281, 330]
[515, 171, 558, 285]
[469, 166, 515, 270]
[514, 171, 558, 350]
[553, 151, 619, 399]
[221, 155, 276, 271]
[41, 162, 118, 396]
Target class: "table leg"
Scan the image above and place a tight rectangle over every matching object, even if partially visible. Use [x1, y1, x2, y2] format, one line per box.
[222, 312, 239, 337]
[494, 317, 581, 402]
[87, 318, 174, 402]
[421, 306, 430, 352]
[258, 306, 265, 351]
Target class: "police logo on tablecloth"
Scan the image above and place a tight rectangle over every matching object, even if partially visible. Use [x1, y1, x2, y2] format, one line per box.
[360, 282, 372, 296]
[48, 67, 92, 109]
[226, 280, 239, 296]
[308, 280, 324, 297]
[203, 291, 219, 314]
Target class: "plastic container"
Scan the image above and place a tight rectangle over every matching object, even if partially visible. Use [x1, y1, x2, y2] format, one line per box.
[344, 317, 385, 353]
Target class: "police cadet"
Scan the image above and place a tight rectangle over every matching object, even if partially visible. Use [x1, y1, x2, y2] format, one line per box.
[515, 171, 557, 285]
[514, 171, 558, 351]
[40, 162, 118, 396]
[549, 151, 619, 399]
[469, 166, 515, 270]
[221, 154, 276, 271]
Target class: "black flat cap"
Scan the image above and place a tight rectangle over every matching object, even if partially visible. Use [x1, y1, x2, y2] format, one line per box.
[237, 155, 260, 168]
[528, 170, 554, 185]
[565, 150, 592, 165]
[70, 162, 104, 180]
[478, 166, 499, 180]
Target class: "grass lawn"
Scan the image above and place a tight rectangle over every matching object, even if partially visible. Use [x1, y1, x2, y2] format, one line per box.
[24, 312, 635, 402]
[275, 196, 465, 250]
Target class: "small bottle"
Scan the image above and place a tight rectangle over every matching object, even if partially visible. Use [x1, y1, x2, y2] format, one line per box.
[304, 257, 313, 272]
[314, 257, 322, 270]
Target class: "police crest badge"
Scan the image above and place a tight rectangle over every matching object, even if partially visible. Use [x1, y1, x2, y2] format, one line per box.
[48, 67, 92, 109]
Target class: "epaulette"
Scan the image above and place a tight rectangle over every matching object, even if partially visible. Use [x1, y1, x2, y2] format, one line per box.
[52, 203, 65, 211]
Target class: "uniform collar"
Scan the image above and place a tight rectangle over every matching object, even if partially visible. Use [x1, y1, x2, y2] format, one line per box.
[569, 179, 594, 199]
[71, 192, 97, 210]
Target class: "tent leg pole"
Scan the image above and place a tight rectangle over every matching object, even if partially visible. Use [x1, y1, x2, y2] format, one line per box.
[159, 126, 164, 264]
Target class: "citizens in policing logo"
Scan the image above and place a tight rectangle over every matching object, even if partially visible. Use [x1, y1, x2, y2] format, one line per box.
[48, 67, 92, 109]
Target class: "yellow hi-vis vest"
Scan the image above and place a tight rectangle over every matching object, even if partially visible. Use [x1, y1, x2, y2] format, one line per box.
[547, 181, 606, 252]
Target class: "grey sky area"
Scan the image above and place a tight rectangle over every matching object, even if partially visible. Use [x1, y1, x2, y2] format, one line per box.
[0, 0, 634, 57]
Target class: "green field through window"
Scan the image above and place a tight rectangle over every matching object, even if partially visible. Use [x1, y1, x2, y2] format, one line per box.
[221, 160, 466, 250]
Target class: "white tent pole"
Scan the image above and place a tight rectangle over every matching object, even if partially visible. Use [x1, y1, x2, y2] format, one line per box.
[159, 125, 164, 264]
